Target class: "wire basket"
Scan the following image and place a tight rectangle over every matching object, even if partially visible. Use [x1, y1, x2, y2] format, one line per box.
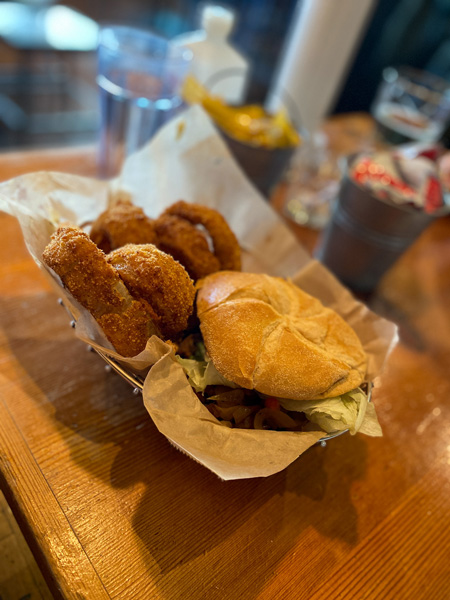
[60, 298, 371, 448]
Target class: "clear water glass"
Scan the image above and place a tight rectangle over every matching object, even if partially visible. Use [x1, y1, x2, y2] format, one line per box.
[97, 25, 192, 178]
[371, 66, 450, 146]
[282, 133, 341, 230]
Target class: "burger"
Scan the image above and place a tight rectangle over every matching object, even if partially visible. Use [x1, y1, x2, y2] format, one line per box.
[175, 271, 382, 437]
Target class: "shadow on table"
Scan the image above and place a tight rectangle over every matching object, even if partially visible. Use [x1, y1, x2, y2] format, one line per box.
[0, 291, 368, 599]
[105, 430, 368, 599]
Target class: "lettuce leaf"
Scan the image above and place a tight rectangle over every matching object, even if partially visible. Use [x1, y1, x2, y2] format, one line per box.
[279, 388, 382, 437]
[175, 354, 382, 437]
[175, 356, 237, 392]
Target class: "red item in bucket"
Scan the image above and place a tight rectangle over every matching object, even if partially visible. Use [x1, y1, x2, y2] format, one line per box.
[351, 156, 416, 198]
[424, 176, 443, 213]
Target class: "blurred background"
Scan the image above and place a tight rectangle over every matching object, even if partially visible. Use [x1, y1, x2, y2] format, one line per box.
[1, 0, 450, 150]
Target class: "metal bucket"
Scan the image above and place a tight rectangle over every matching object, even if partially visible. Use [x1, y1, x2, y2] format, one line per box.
[315, 173, 437, 292]
[220, 130, 295, 198]
[207, 71, 303, 198]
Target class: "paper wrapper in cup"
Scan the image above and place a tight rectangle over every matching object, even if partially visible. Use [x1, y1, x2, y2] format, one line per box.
[0, 106, 398, 480]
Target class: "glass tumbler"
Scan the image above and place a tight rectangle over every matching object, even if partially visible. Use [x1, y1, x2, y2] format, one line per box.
[97, 25, 192, 178]
[371, 66, 450, 146]
[282, 133, 341, 230]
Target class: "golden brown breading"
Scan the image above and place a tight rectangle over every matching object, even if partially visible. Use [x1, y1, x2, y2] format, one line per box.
[43, 226, 130, 317]
[153, 214, 221, 280]
[162, 201, 241, 271]
[90, 199, 158, 253]
[107, 244, 196, 339]
[42, 226, 160, 356]
[96, 301, 160, 358]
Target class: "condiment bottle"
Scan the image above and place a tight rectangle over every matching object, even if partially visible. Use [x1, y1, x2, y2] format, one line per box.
[172, 4, 249, 105]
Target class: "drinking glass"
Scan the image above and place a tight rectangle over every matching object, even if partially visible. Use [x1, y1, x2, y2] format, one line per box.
[282, 133, 341, 230]
[371, 66, 450, 146]
[97, 25, 192, 178]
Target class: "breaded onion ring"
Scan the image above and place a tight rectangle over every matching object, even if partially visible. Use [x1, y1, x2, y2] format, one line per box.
[42, 226, 160, 357]
[153, 214, 220, 280]
[107, 244, 196, 340]
[162, 201, 241, 271]
[90, 199, 158, 253]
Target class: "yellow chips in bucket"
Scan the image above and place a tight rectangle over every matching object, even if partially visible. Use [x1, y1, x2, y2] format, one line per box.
[181, 75, 301, 149]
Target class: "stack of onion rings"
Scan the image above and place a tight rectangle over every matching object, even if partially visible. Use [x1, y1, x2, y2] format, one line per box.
[43, 226, 195, 356]
[89, 199, 241, 280]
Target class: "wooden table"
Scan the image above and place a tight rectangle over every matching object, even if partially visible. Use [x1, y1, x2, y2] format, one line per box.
[0, 143, 450, 600]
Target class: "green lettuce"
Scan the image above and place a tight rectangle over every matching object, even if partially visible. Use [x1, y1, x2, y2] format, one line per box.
[279, 388, 382, 436]
[176, 354, 382, 437]
[175, 356, 237, 392]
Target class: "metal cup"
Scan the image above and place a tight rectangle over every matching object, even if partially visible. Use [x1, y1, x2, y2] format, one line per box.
[208, 73, 302, 198]
[219, 131, 296, 198]
[315, 169, 437, 292]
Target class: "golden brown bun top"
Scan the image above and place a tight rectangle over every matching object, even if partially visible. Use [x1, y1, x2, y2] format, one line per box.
[196, 271, 367, 401]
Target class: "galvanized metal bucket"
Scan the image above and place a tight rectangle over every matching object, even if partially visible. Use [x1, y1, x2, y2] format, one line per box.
[316, 171, 438, 292]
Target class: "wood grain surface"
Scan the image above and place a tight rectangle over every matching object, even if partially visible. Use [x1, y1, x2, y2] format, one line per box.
[0, 137, 449, 600]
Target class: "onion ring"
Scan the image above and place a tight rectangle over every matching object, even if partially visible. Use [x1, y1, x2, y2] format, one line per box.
[42, 226, 160, 356]
[90, 199, 158, 253]
[153, 214, 220, 280]
[162, 201, 241, 271]
[107, 243, 196, 339]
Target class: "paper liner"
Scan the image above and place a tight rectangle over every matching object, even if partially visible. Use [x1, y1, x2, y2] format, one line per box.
[0, 106, 397, 480]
